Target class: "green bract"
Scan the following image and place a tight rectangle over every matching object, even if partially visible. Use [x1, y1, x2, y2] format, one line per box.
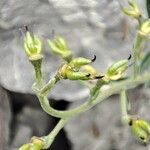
[122, 0, 141, 19]
[24, 32, 42, 60]
[48, 36, 72, 60]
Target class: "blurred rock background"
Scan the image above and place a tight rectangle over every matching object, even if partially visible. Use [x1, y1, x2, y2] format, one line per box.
[0, 0, 149, 150]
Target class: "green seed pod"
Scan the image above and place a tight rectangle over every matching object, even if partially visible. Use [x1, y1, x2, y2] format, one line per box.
[69, 55, 96, 69]
[122, 0, 141, 19]
[24, 31, 43, 60]
[131, 121, 149, 143]
[58, 61, 102, 80]
[48, 36, 72, 60]
[66, 69, 91, 80]
[106, 59, 128, 81]
[135, 119, 150, 134]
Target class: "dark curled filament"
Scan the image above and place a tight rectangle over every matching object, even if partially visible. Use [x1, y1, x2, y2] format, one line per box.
[91, 55, 96, 62]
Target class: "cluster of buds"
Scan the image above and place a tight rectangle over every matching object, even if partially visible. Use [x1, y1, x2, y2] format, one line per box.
[123, 0, 141, 19]
[138, 19, 150, 38]
[48, 36, 72, 62]
[23, 26, 43, 85]
[104, 55, 131, 82]
[128, 118, 150, 144]
[23, 26, 43, 61]
[19, 137, 44, 150]
[58, 55, 103, 80]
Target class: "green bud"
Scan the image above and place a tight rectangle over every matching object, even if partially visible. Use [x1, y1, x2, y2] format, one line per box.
[69, 55, 96, 69]
[19, 138, 44, 150]
[105, 59, 129, 81]
[58, 64, 103, 80]
[66, 69, 91, 80]
[29, 143, 42, 150]
[131, 119, 149, 143]
[81, 65, 99, 76]
[19, 144, 30, 150]
[58, 64, 91, 80]
[31, 137, 44, 150]
[48, 36, 72, 60]
[138, 19, 150, 37]
[24, 32, 43, 61]
[135, 119, 150, 134]
[122, 0, 141, 19]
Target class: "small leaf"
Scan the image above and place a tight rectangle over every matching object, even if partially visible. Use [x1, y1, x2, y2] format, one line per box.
[140, 52, 150, 73]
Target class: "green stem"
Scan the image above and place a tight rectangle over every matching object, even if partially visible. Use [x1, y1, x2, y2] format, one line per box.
[120, 90, 131, 124]
[35, 66, 42, 84]
[31, 58, 43, 88]
[39, 75, 60, 96]
[133, 33, 145, 78]
[90, 79, 106, 101]
[38, 73, 150, 118]
[43, 118, 69, 149]
[120, 90, 128, 117]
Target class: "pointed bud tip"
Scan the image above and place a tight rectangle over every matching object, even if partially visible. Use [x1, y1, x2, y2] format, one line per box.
[95, 75, 104, 79]
[128, 54, 132, 60]
[91, 55, 96, 62]
[86, 73, 91, 77]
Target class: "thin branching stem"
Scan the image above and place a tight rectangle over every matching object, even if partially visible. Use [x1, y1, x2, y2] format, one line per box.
[38, 73, 150, 119]
[43, 118, 69, 149]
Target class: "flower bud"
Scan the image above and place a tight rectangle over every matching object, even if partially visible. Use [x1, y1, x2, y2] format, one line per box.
[24, 31, 43, 61]
[31, 137, 44, 149]
[19, 138, 44, 150]
[19, 144, 30, 150]
[58, 63, 103, 80]
[135, 119, 150, 134]
[122, 0, 141, 19]
[138, 19, 150, 37]
[105, 59, 129, 81]
[58, 64, 91, 80]
[69, 55, 96, 69]
[131, 119, 150, 143]
[81, 65, 99, 76]
[48, 36, 72, 61]
[131, 123, 149, 143]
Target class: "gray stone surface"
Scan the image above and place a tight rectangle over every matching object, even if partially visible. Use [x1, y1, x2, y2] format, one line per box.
[16, 106, 51, 136]
[10, 105, 55, 149]
[0, 87, 11, 150]
[0, 0, 147, 101]
[65, 88, 150, 150]
[11, 124, 33, 148]
[0, 1, 149, 150]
